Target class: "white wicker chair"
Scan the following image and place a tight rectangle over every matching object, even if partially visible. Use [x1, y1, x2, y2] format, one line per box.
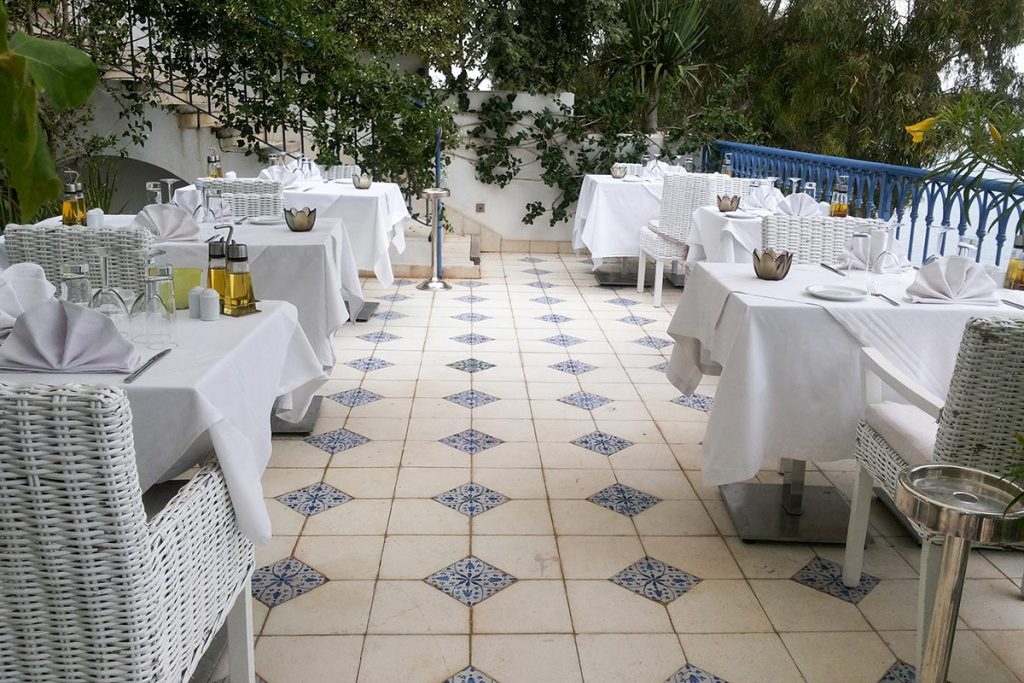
[760, 215, 890, 265]
[637, 174, 751, 306]
[223, 192, 284, 219]
[0, 383, 256, 682]
[842, 318, 1024, 667]
[5, 223, 155, 294]
[194, 178, 282, 195]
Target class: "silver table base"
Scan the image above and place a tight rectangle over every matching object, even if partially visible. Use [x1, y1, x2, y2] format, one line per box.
[270, 395, 323, 435]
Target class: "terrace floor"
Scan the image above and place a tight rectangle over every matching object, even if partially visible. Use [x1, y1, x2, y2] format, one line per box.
[241, 252, 1024, 683]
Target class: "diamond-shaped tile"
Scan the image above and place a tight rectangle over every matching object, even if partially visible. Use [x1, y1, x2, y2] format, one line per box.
[381, 293, 410, 303]
[572, 430, 633, 455]
[276, 482, 352, 516]
[549, 359, 596, 375]
[455, 294, 486, 304]
[372, 310, 406, 321]
[452, 312, 491, 322]
[305, 427, 370, 454]
[878, 661, 916, 683]
[650, 361, 669, 373]
[531, 296, 564, 305]
[457, 280, 487, 288]
[346, 357, 393, 372]
[588, 483, 661, 517]
[251, 558, 326, 607]
[523, 268, 551, 275]
[451, 333, 493, 346]
[520, 257, 544, 263]
[792, 556, 880, 604]
[542, 334, 584, 347]
[357, 331, 401, 344]
[666, 663, 728, 683]
[445, 389, 500, 409]
[440, 429, 504, 454]
[536, 313, 572, 323]
[620, 315, 655, 326]
[328, 387, 384, 407]
[528, 281, 556, 289]
[672, 393, 714, 412]
[558, 391, 612, 410]
[425, 556, 517, 606]
[433, 482, 509, 517]
[606, 298, 639, 306]
[610, 556, 699, 603]
[634, 336, 673, 349]
[448, 358, 496, 374]
[446, 666, 499, 683]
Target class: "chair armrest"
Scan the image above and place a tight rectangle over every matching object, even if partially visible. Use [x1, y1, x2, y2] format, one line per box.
[148, 462, 255, 676]
[861, 347, 943, 419]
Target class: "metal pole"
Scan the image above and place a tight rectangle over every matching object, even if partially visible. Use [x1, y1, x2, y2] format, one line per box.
[416, 187, 451, 291]
[918, 536, 971, 683]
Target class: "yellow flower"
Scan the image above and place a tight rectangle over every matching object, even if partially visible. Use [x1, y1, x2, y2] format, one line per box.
[989, 122, 1002, 144]
[905, 117, 938, 144]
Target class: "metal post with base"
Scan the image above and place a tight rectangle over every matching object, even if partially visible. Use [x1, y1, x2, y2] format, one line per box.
[417, 187, 452, 291]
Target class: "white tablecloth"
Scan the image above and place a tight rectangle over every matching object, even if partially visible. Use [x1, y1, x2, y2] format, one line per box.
[686, 205, 767, 263]
[572, 175, 663, 261]
[175, 179, 409, 286]
[1, 301, 327, 544]
[666, 263, 1024, 485]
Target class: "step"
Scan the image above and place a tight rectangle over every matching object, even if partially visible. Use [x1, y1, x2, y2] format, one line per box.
[177, 111, 222, 129]
[384, 221, 480, 280]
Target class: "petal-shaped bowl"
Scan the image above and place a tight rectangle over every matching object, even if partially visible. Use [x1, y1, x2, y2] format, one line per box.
[284, 207, 317, 232]
[752, 247, 794, 280]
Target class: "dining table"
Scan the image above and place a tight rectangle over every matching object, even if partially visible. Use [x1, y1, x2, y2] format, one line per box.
[684, 203, 833, 264]
[666, 261, 1024, 542]
[0, 301, 327, 544]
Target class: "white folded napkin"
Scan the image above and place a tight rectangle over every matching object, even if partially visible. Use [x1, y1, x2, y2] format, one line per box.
[258, 165, 304, 190]
[776, 193, 824, 217]
[741, 185, 784, 212]
[640, 160, 675, 179]
[841, 228, 910, 273]
[0, 263, 55, 337]
[0, 299, 141, 373]
[285, 159, 322, 180]
[906, 256, 999, 305]
[134, 204, 201, 242]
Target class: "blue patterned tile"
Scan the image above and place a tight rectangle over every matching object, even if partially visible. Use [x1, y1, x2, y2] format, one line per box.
[451, 333, 493, 346]
[523, 268, 551, 275]
[275, 482, 352, 516]
[531, 296, 564, 305]
[446, 666, 498, 683]
[572, 430, 633, 455]
[448, 358, 496, 374]
[650, 361, 670, 373]
[445, 389, 500, 409]
[671, 393, 714, 413]
[792, 556, 880, 604]
[425, 556, 517, 606]
[520, 257, 544, 263]
[328, 387, 383, 407]
[527, 281, 556, 289]
[457, 280, 487, 288]
[439, 429, 504, 454]
[620, 315, 655, 326]
[305, 427, 370, 454]
[251, 558, 326, 607]
[542, 334, 585, 347]
[558, 391, 612, 410]
[346, 357, 393, 372]
[588, 483, 662, 517]
[666, 663, 728, 683]
[611, 556, 699, 604]
[536, 313, 572, 323]
[358, 331, 401, 344]
[634, 336, 673, 349]
[878, 661, 915, 683]
[381, 293, 410, 303]
[550, 359, 596, 375]
[371, 310, 406, 321]
[452, 312, 491, 322]
[606, 298, 639, 306]
[433, 483, 509, 517]
[456, 295, 486, 304]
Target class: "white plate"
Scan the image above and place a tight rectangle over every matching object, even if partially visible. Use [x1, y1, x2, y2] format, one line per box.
[248, 215, 286, 225]
[805, 284, 869, 302]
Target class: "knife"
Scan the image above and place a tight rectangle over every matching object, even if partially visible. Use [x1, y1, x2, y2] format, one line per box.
[1002, 299, 1024, 310]
[820, 263, 848, 278]
[124, 348, 172, 384]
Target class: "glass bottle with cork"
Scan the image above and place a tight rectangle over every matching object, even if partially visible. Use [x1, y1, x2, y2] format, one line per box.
[1004, 234, 1024, 290]
[830, 175, 849, 217]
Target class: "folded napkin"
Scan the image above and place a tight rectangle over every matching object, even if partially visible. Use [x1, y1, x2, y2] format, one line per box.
[225, 171, 237, 180]
[776, 193, 825, 217]
[285, 159, 322, 180]
[906, 256, 999, 305]
[0, 263, 55, 337]
[841, 228, 910, 273]
[258, 165, 304, 190]
[640, 160, 676, 179]
[741, 185, 784, 212]
[0, 299, 141, 373]
[134, 204, 201, 242]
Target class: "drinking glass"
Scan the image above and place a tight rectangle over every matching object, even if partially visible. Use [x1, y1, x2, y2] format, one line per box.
[957, 236, 979, 260]
[146, 181, 163, 205]
[849, 232, 870, 272]
[59, 263, 91, 305]
[787, 177, 801, 196]
[803, 181, 817, 199]
[90, 248, 130, 334]
[161, 178, 180, 205]
[130, 273, 177, 349]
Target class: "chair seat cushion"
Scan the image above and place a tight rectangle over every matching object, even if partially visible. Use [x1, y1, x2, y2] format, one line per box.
[863, 401, 938, 466]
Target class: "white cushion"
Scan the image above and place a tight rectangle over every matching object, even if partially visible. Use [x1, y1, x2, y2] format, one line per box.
[649, 218, 660, 230]
[863, 401, 938, 465]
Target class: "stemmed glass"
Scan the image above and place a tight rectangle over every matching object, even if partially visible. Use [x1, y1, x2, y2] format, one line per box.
[803, 182, 817, 199]
[161, 178, 180, 205]
[130, 269, 177, 349]
[90, 248, 130, 334]
[787, 177, 802, 196]
[146, 181, 163, 205]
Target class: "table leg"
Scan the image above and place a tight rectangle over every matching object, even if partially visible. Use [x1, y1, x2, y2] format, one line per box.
[593, 258, 655, 287]
[351, 301, 380, 323]
[270, 395, 323, 435]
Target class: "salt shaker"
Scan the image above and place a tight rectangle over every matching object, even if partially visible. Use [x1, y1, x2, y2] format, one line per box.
[199, 288, 220, 321]
[188, 286, 204, 318]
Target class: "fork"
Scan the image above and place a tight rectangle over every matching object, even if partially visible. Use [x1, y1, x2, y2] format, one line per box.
[868, 280, 900, 306]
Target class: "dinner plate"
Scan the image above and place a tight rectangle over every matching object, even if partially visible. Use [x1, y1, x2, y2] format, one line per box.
[248, 215, 286, 225]
[805, 284, 869, 302]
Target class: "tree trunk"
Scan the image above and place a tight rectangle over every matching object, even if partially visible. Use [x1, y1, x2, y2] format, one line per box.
[644, 84, 660, 132]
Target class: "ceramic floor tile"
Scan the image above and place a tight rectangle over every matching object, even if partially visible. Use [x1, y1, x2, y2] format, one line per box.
[261, 581, 375, 635]
[724, 538, 816, 579]
[471, 634, 583, 683]
[974, 630, 1024, 680]
[472, 580, 573, 633]
[292, 536, 384, 580]
[614, 469, 696, 499]
[632, 500, 717, 536]
[668, 580, 774, 633]
[566, 580, 674, 633]
[255, 636, 362, 683]
[321, 468, 398, 498]
[544, 469, 619, 498]
[328, 441, 404, 468]
[549, 500, 638, 535]
[393, 467, 472, 498]
[471, 535, 562, 579]
[576, 634, 685, 683]
[368, 580, 470, 634]
[780, 631, 895, 683]
[387, 499, 471, 535]
[302, 499, 392, 536]
[558, 536, 646, 579]
[471, 468, 547, 498]
[268, 439, 332, 469]
[358, 635, 469, 682]
[749, 579, 872, 632]
[958, 578, 1024, 629]
[678, 633, 804, 683]
[471, 499, 554, 535]
[878, 628, 1018, 683]
[641, 537, 743, 580]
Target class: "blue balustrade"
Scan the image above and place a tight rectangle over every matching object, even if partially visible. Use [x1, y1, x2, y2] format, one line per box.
[717, 140, 1024, 265]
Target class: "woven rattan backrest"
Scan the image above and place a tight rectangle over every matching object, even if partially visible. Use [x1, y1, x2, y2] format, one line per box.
[5, 223, 154, 293]
[195, 178, 282, 195]
[0, 383, 162, 681]
[760, 215, 889, 264]
[657, 174, 716, 242]
[934, 318, 1024, 475]
[223, 192, 284, 218]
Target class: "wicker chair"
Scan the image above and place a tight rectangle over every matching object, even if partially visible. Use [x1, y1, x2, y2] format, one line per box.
[0, 384, 255, 682]
[760, 215, 890, 265]
[637, 174, 751, 306]
[194, 178, 282, 195]
[842, 318, 1024, 667]
[5, 223, 154, 294]
[223, 192, 284, 219]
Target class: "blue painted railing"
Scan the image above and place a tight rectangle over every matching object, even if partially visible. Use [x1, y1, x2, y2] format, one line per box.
[717, 140, 1024, 265]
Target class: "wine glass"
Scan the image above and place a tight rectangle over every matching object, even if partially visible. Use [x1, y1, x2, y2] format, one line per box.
[90, 248, 130, 334]
[145, 181, 162, 205]
[803, 181, 817, 199]
[160, 178, 180, 205]
[787, 177, 802, 196]
[130, 271, 177, 349]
